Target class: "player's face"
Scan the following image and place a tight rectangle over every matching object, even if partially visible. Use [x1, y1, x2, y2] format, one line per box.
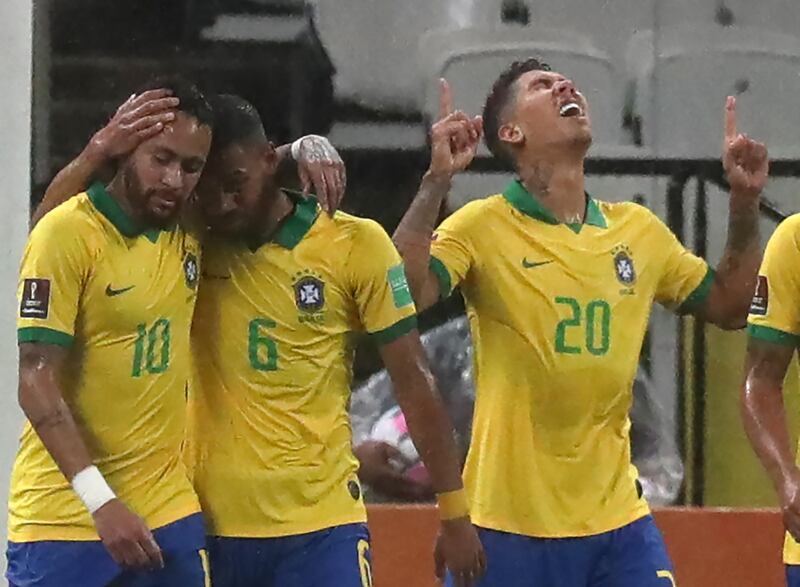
[197, 141, 279, 237]
[505, 69, 592, 157]
[123, 112, 211, 227]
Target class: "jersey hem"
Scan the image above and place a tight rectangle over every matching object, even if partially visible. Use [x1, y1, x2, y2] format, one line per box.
[677, 266, 715, 315]
[470, 504, 651, 539]
[207, 511, 367, 539]
[17, 326, 74, 347]
[747, 323, 800, 347]
[429, 256, 452, 299]
[7, 502, 201, 543]
[370, 315, 418, 345]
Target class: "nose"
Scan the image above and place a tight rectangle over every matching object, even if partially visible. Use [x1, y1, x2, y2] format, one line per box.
[554, 79, 578, 100]
[161, 163, 184, 191]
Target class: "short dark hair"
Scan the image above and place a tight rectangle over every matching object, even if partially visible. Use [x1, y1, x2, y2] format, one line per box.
[208, 94, 268, 153]
[482, 58, 550, 166]
[136, 75, 214, 130]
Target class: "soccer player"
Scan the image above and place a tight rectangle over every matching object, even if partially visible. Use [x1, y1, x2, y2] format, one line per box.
[393, 61, 768, 586]
[741, 217, 800, 586]
[185, 94, 485, 587]
[8, 78, 213, 587]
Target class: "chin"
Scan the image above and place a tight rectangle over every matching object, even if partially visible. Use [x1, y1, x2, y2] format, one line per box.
[146, 210, 180, 229]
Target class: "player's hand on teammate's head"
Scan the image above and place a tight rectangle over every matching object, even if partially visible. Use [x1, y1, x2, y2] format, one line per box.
[295, 135, 347, 216]
[434, 517, 487, 587]
[428, 78, 483, 180]
[779, 468, 800, 543]
[722, 96, 769, 200]
[92, 498, 164, 571]
[353, 440, 434, 501]
[89, 89, 179, 162]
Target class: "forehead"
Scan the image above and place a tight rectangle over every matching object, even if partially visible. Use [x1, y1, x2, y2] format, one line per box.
[208, 142, 260, 172]
[516, 69, 567, 88]
[142, 112, 212, 159]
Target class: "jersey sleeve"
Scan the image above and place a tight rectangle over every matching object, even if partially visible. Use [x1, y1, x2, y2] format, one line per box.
[649, 210, 714, 313]
[348, 219, 418, 345]
[747, 215, 800, 346]
[429, 200, 482, 298]
[17, 212, 93, 347]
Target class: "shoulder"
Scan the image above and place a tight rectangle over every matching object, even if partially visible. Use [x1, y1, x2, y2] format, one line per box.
[436, 195, 506, 235]
[765, 213, 800, 255]
[598, 200, 658, 223]
[326, 211, 392, 247]
[28, 193, 103, 249]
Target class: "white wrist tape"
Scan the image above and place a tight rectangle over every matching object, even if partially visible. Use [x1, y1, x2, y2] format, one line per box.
[291, 135, 324, 160]
[72, 466, 116, 514]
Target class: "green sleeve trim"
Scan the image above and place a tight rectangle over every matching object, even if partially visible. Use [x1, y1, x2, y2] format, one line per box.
[677, 266, 715, 314]
[429, 256, 453, 299]
[747, 324, 800, 347]
[369, 315, 418, 346]
[18, 327, 74, 347]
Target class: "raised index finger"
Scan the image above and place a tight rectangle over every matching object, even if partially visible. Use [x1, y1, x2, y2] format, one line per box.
[438, 78, 454, 120]
[724, 96, 737, 142]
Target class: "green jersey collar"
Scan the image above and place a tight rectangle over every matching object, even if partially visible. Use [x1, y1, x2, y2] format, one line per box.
[502, 179, 607, 232]
[87, 182, 162, 243]
[249, 189, 320, 251]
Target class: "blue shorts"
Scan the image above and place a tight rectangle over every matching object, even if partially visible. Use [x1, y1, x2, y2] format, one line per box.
[787, 564, 800, 586]
[447, 515, 675, 587]
[208, 523, 372, 587]
[7, 513, 207, 587]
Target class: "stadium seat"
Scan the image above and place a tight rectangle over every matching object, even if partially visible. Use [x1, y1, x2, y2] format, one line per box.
[310, 0, 505, 113]
[419, 25, 626, 153]
[523, 0, 657, 64]
[627, 25, 800, 158]
[659, 0, 800, 34]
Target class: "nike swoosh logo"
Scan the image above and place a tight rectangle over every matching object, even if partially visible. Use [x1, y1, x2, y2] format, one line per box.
[105, 284, 135, 297]
[522, 259, 553, 269]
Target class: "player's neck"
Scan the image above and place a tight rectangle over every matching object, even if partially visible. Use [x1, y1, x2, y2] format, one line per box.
[105, 175, 148, 228]
[250, 187, 293, 245]
[517, 158, 586, 225]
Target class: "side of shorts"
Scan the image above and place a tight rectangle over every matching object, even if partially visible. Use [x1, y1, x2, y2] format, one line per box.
[787, 564, 800, 587]
[6, 513, 206, 587]
[208, 523, 373, 587]
[445, 516, 675, 587]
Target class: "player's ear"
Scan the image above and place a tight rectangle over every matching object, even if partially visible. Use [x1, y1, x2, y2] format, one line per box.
[263, 141, 279, 173]
[499, 122, 524, 147]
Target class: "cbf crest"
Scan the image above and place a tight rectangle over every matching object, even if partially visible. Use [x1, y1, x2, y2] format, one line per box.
[184, 252, 199, 290]
[293, 270, 326, 318]
[612, 244, 636, 294]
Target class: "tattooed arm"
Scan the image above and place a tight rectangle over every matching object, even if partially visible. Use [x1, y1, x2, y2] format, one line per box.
[692, 97, 768, 329]
[393, 80, 482, 312]
[276, 135, 346, 215]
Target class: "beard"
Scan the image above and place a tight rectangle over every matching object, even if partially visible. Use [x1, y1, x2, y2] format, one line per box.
[121, 160, 182, 229]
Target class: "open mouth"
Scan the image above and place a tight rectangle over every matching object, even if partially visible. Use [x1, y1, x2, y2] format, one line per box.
[559, 102, 583, 118]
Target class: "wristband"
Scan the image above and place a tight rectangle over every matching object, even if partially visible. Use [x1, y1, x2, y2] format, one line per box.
[291, 135, 325, 160]
[436, 488, 470, 520]
[71, 465, 116, 514]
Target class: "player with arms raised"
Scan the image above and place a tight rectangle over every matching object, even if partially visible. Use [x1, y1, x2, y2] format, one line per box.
[394, 59, 767, 586]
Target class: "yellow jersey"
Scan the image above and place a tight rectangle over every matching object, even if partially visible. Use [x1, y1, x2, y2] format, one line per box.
[186, 194, 417, 538]
[746, 213, 800, 564]
[11, 183, 202, 542]
[430, 180, 711, 538]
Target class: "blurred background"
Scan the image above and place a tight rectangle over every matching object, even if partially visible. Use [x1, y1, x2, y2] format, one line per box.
[5, 0, 800, 583]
